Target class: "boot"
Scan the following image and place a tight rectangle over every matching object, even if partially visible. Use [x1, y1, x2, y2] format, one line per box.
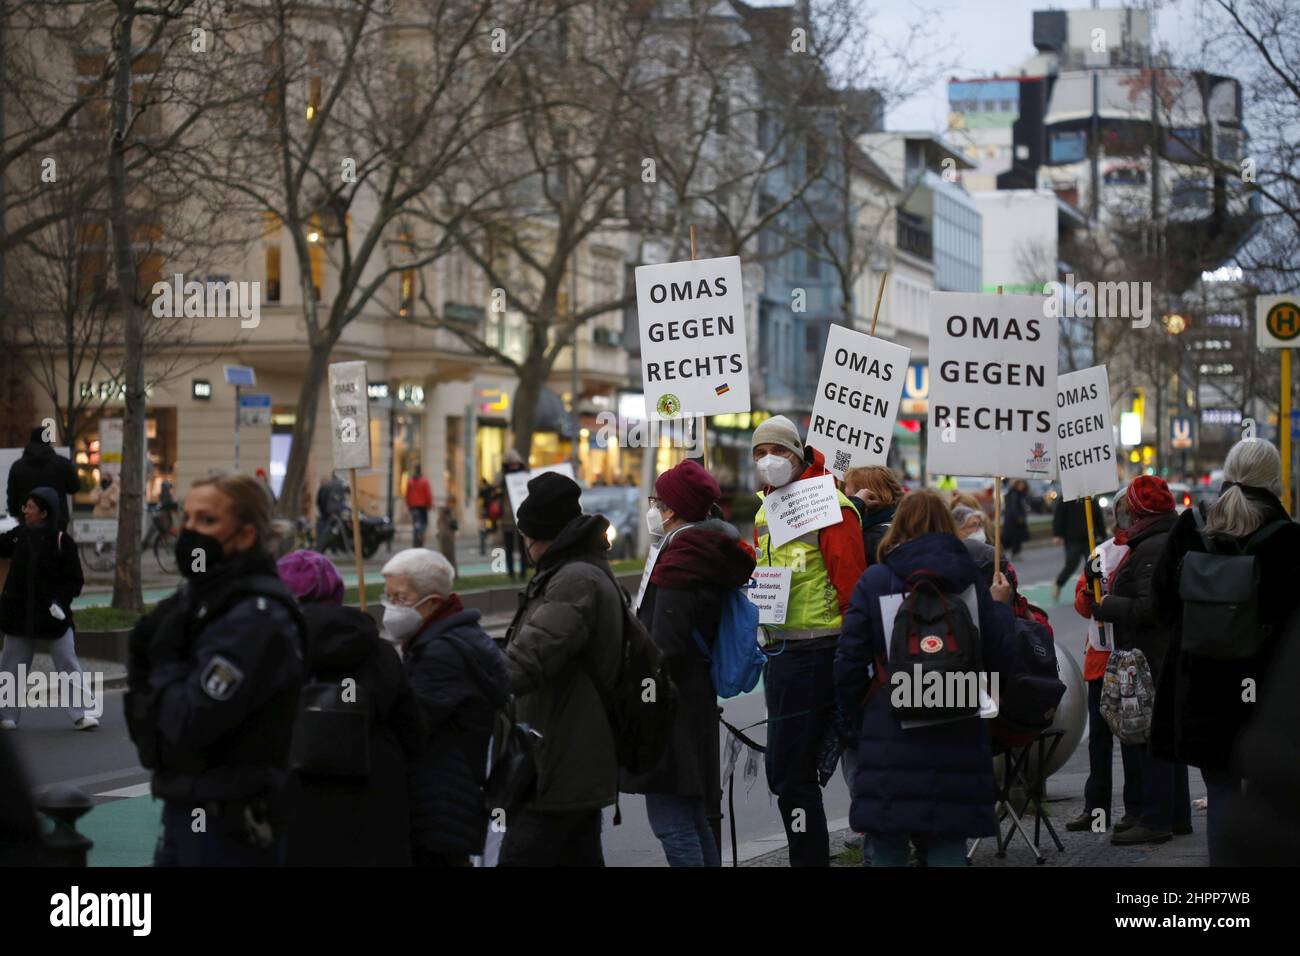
[1111, 825, 1172, 845]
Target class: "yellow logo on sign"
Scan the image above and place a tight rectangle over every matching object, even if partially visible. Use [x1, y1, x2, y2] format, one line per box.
[1266, 301, 1300, 342]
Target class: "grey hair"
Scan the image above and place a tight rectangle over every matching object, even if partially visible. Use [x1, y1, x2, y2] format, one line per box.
[1204, 440, 1282, 540]
[381, 548, 455, 597]
[951, 505, 983, 529]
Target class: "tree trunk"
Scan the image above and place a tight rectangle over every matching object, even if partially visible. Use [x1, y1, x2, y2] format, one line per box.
[275, 338, 335, 521]
[510, 361, 545, 461]
[107, 1, 143, 611]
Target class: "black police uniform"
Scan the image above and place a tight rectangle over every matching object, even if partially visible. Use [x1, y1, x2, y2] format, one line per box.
[125, 551, 305, 866]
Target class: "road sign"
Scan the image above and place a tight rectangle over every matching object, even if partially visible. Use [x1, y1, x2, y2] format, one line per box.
[1170, 415, 1194, 450]
[1256, 296, 1300, 348]
[224, 364, 256, 387]
[238, 392, 271, 427]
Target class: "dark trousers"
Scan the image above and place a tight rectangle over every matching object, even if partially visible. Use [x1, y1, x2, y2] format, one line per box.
[154, 802, 283, 867]
[410, 506, 429, 548]
[763, 642, 836, 867]
[497, 808, 604, 867]
[502, 529, 520, 579]
[1138, 750, 1191, 831]
[1201, 768, 1241, 866]
[1056, 538, 1091, 587]
[1084, 678, 1143, 823]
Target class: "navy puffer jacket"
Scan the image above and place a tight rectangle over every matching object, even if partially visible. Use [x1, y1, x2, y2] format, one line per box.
[404, 605, 508, 860]
[834, 532, 1017, 839]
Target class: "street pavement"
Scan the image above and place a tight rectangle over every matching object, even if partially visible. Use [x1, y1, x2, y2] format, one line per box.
[14, 539, 1203, 868]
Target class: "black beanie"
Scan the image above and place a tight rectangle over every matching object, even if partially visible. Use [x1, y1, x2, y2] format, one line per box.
[516, 472, 582, 540]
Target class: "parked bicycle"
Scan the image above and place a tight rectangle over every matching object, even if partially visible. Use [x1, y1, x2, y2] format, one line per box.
[76, 504, 180, 575]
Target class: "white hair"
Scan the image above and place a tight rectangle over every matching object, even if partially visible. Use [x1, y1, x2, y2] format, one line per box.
[381, 548, 455, 597]
[1204, 440, 1282, 540]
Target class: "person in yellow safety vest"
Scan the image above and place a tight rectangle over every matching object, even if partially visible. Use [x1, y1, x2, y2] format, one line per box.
[750, 415, 865, 867]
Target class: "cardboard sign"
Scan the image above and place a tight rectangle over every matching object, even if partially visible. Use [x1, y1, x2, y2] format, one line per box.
[504, 462, 577, 521]
[635, 256, 750, 420]
[1086, 538, 1128, 652]
[745, 566, 791, 625]
[809, 325, 910, 478]
[926, 292, 1058, 479]
[763, 474, 842, 549]
[328, 361, 371, 470]
[1056, 365, 1117, 501]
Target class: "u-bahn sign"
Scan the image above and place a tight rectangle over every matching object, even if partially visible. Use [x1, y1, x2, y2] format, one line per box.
[1257, 295, 1300, 348]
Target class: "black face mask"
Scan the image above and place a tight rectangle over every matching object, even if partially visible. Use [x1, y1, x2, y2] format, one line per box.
[175, 528, 233, 579]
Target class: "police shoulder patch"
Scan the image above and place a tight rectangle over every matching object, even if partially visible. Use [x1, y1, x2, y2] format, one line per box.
[200, 655, 245, 701]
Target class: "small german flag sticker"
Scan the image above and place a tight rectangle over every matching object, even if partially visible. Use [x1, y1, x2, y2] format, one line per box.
[714, 382, 730, 396]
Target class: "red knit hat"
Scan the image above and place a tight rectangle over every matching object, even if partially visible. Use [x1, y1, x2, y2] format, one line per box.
[654, 459, 720, 522]
[1126, 475, 1174, 516]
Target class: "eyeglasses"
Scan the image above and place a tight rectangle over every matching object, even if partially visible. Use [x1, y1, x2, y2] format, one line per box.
[646, 496, 660, 508]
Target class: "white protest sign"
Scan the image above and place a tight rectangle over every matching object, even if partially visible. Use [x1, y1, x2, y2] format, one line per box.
[99, 418, 123, 482]
[635, 255, 750, 420]
[1056, 365, 1117, 501]
[745, 566, 792, 625]
[927, 292, 1058, 479]
[809, 324, 910, 478]
[328, 361, 371, 470]
[763, 474, 842, 549]
[1086, 537, 1128, 652]
[504, 462, 577, 521]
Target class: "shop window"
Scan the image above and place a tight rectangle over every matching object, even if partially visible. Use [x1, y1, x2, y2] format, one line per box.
[308, 214, 324, 300]
[307, 41, 326, 123]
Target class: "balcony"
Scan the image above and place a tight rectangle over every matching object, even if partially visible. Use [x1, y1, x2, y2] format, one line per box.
[896, 212, 933, 261]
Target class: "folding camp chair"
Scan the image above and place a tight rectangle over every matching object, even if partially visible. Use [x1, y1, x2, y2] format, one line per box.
[967, 730, 1066, 865]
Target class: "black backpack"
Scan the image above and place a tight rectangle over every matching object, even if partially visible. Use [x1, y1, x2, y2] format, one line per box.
[888, 577, 983, 721]
[593, 564, 677, 777]
[1179, 512, 1293, 660]
[991, 607, 1066, 742]
[290, 680, 370, 778]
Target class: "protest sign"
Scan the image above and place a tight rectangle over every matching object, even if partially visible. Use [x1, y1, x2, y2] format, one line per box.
[1056, 365, 1117, 501]
[927, 292, 1058, 479]
[763, 474, 842, 549]
[504, 462, 577, 520]
[809, 324, 910, 478]
[635, 255, 750, 420]
[745, 566, 792, 625]
[328, 361, 371, 470]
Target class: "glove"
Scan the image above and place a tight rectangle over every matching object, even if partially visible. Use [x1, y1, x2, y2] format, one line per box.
[1083, 556, 1103, 586]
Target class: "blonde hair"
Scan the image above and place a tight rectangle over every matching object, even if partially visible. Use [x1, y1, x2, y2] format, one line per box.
[190, 473, 274, 555]
[1204, 440, 1282, 540]
[878, 490, 959, 560]
[844, 466, 904, 506]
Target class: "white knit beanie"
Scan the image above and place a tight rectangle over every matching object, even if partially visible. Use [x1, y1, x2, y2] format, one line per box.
[751, 415, 804, 459]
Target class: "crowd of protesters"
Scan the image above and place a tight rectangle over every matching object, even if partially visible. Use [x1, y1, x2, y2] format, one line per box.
[2, 420, 1297, 869]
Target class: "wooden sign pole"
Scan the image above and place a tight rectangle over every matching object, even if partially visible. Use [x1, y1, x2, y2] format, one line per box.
[1084, 495, 1103, 602]
[869, 271, 889, 337]
[349, 467, 366, 611]
[689, 224, 711, 471]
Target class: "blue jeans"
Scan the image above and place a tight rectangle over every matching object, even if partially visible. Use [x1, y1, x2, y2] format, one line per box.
[867, 834, 966, 867]
[645, 793, 720, 867]
[763, 642, 837, 867]
[1201, 768, 1240, 866]
[1138, 751, 1191, 831]
[1084, 678, 1143, 823]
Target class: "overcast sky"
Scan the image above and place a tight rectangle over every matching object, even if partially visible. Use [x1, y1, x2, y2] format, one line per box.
[763, 0, 1222, 132]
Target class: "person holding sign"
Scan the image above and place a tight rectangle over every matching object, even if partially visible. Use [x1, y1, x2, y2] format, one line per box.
[833, 491, 1017, 867]
[621, 460, 756, 867]
[1088, 477, 1189, 846]
[750, 415, 865, 867]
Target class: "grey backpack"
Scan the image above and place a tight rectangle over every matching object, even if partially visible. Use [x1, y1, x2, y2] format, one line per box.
[1178, 511, 1291, 660]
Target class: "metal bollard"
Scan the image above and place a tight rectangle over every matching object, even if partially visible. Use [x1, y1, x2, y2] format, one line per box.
[36, 785, 94, 867]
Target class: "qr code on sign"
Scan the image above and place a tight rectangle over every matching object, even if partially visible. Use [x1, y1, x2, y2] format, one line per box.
[833, 449, 852, 473]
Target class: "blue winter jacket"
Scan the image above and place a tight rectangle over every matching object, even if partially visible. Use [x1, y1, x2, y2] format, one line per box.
[834, 532, 1017, 839]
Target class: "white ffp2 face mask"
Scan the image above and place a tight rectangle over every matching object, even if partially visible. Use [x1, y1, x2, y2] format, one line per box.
[646, 505, 665, 538]
[382, 595, 435, 642]
[968, 529, 987, 544]
[756, 454, 795, 489]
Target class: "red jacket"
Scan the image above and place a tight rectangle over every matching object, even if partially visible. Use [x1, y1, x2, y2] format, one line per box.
[405, 476, 433, 509]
